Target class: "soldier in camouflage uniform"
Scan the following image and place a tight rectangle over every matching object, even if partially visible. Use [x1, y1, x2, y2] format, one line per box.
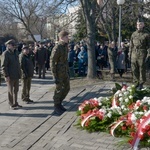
[50, 31, 70, 115]
[129, 18, 150, 89]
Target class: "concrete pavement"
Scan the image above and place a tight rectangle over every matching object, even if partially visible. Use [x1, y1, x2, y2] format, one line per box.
[0, 72, 149, 150]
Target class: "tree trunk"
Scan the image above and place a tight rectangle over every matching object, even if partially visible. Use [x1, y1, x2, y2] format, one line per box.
[86, 18, 97, 79]
[80, 0, 97, 79]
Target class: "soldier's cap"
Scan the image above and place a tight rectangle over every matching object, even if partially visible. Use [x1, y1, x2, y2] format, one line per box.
[22, 45, 29, 50]
[137, 17, 144, 23]
[58, 30, 69, 38]
[5, 39, 15, 46]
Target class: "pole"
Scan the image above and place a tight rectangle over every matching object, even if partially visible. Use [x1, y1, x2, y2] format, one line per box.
[118, 5, 122, 49]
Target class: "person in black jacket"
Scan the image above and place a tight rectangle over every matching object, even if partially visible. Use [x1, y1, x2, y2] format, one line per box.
[20, 45, 34, 103]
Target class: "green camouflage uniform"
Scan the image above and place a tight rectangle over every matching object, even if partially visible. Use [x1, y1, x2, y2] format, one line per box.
[129, 29, 150, 86]
[50, 41, 70, 106]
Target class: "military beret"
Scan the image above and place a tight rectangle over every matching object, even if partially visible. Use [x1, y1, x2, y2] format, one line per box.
[58, 30, 69, 38]
[5, 39, 15, 45]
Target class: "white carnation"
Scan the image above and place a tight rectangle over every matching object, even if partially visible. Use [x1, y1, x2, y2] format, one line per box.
[127, 87, 132, 91]
[119, 93, 123, 97]
[139, 112, 144, 115]
[125, 98, 129, 103]
[107, 112, 112, 118]
[119, 97, 123, 102]
[129, 95, 133, 99]
[125, 91, 130, 96]
[121, 105, 125, 109]
[131, 114, 137, 123]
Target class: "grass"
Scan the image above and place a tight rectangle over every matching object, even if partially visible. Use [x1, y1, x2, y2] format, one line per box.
[70, 69, 150, 89]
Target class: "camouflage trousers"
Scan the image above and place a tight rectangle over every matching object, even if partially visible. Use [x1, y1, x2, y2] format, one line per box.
[21, 77, 32, 101]
[131, 56, 146, 85]
[53, 77, 70, 105]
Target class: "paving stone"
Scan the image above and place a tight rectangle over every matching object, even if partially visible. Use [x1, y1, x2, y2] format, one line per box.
[0, 73, 149, 150]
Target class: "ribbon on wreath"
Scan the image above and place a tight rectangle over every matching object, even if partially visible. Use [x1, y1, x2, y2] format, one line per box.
[81, 109, 105, 127]
[132, 112, 150, 150]
[112, 95, 118, 108]
[110, 117, 127, 137]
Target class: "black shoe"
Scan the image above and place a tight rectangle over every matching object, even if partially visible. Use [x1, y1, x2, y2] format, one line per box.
[137, 84, 143, 90]
[23, 100, 29, 104]
[27, 99, 34, 103]
[54, 106, 64, 115]
[10, 105, 16, 110]
[60, 104, 67, 111]
[15, 104, 22, 108]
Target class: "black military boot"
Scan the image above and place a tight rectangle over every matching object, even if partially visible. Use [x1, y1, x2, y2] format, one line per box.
[54, 104, 63, 115]
[139, 83, 143, 90]
[60, 104, 67, 111]
[134, 82, 139, 89]
[136, 83, 143, 90]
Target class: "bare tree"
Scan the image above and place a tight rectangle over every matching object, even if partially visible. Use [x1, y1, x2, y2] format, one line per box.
[0, 0, 80, 41]
[79, 0, 98, 79]
[0, 0, 58, 41]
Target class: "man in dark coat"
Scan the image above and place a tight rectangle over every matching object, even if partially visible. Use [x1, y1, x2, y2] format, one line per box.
[35, 41, 47, 79]
[1, 39, 22, 109]
[50, 30, 70, 115]
[20, 45, 34, 104]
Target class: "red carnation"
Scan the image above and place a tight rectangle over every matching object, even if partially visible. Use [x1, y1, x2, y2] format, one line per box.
[147, 131, 150, 136]
[122, 126, 126, 130]
[128, 139, 133, 145]
[145, 125, 150, 131]
[141, 127, 146, 133]
[131, 124, 135, 130]
[138, 134, 144, 140]
[130, 132, 135, 137]
[143, 105, 148, 111]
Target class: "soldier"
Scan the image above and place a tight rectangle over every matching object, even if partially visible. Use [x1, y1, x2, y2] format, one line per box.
[50, 30, 70, 115]
[129, 18, 150, 89]
[1, 39, 22, 109]
[20, 45, 34, 104]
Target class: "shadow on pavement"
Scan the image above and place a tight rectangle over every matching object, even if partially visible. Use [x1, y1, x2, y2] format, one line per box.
[0, 113, 52, 118]
[20, 105, 53, 110]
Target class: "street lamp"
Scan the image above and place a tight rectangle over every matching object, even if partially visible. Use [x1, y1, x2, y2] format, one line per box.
[117, 0, 125, 49]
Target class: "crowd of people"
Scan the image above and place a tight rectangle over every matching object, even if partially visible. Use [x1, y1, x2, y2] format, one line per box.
[0, 18, 149, 115]
[0, 38, 131, 80]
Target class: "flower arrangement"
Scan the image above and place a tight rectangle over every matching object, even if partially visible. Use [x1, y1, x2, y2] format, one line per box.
[76, 83, 150, 149]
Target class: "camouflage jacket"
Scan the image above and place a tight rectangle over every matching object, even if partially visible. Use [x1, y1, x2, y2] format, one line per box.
[129, 30, 150, 59]
[50, 41, 69, 79]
